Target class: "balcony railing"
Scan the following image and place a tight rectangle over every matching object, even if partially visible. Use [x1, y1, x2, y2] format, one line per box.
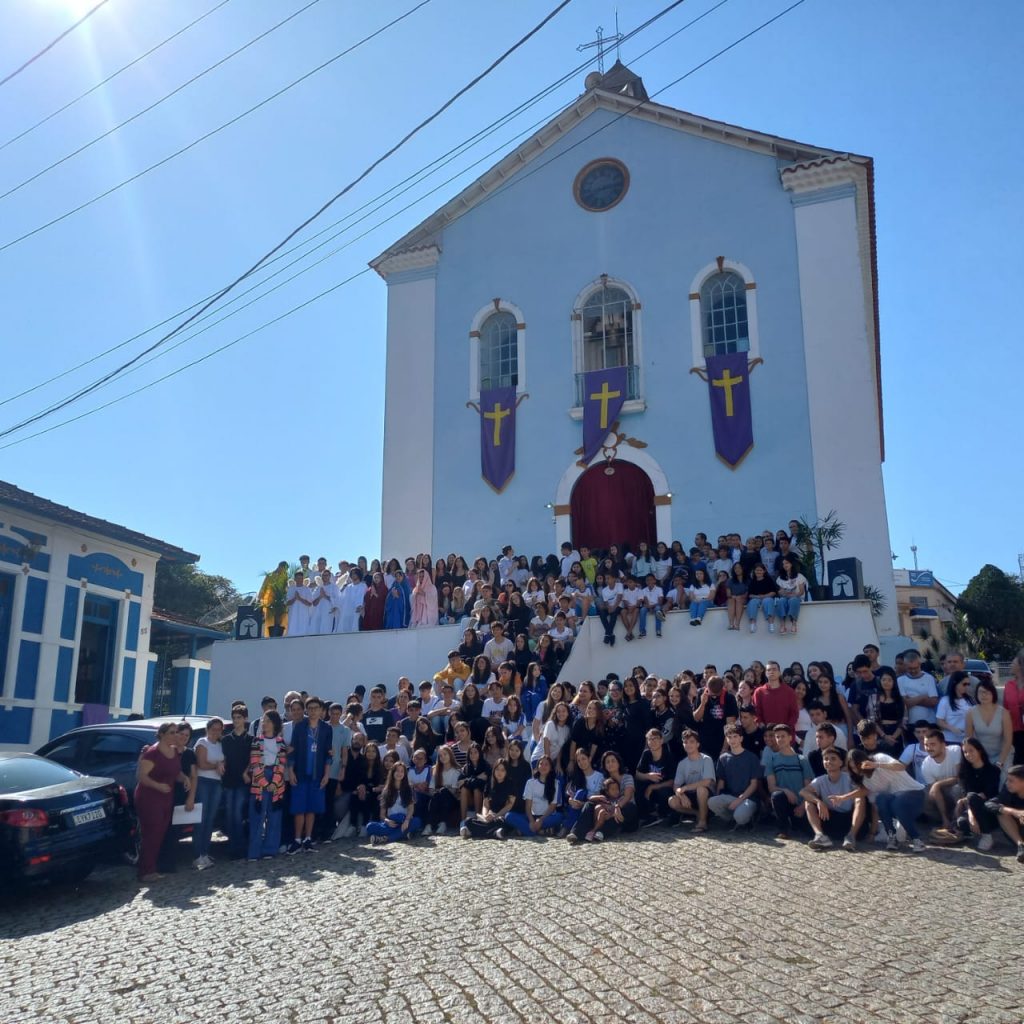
[573, 365, 641, 408]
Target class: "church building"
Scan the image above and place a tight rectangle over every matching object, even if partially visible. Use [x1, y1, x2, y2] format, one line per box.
[372, 63, 898, 633]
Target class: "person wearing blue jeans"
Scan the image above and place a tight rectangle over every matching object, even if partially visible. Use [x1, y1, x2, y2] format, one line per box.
[221, 707, 253, 859]
[746, 565, 778, 633]
[367, 762, 421, 844]
[776, 557, 807, 635]
[248, 769, 284, 860]
[638, 574, 665, 638]
[687, 570, 713, 627]
[847, 749, 928, 851]
[502, 756, 563, 837]
[192, 718, 226, 870]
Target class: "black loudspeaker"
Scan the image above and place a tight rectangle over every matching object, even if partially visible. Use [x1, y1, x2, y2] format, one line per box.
[235, 605, 263, 640]
[825, 558, 863, 601]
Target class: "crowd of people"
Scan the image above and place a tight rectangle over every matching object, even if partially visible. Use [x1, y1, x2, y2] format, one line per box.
[132, 643, 1024, 880]
[275, 524, 816, 647]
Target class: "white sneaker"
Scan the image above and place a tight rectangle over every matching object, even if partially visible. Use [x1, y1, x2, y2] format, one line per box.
[895, 824, 907, 844]
[808, 833, 833, 850]
[749, 621, 757, 633]
[422, 824, 434, 836]
[194, 856, 212, 871]
[909, 838, 926, 852]
[434, 823, 447, 836]
[460, 826, 470, 839]
[767, 621, 775, 634]
[977, 833, 994, 851]
[330, 819, 350, 842]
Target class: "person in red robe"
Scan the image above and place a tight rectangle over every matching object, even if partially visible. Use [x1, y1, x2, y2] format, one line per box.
[361, 571, 388, 631]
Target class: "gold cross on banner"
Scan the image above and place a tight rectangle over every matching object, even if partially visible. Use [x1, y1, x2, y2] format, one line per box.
[712, 369, 743, 417]
[590, 381, 621, 430]
[484, 402, 510, 446]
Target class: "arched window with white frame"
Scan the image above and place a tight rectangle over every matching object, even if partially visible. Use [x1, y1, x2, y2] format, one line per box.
[687, 259, 760, 368]
[571, 276, 643, 410]
[468, 300, 526, 401]
[479, 311, 518, 390]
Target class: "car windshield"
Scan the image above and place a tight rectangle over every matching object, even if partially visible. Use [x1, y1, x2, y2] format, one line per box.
[0, 757, 80, 795]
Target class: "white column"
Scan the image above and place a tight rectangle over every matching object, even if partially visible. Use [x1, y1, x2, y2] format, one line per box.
[786, 167, 898, 634]
[376, 248, 439, 556]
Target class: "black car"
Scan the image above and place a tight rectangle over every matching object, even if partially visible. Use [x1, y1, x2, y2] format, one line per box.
[0, 753, 132, 885]
[35, 716, 214, 803]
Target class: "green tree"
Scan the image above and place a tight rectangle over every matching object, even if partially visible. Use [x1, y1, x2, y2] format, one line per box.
[153, 561, 241, 631]
[957, 564, 1024, 660]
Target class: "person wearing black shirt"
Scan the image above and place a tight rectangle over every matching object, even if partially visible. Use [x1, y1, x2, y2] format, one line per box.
[953, 737, 1003, 849]
[738, 705, 765, 756]
[462, 759, 516, 838]
[221, 706, 253, 859]
[693, 677, 738, 761]
[362, 689, 392, 744]
[806, 723, 847, 778]
[635, 729, 678, 820]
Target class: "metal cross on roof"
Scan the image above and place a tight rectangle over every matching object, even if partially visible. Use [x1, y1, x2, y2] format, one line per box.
[577, 15, 623, 74]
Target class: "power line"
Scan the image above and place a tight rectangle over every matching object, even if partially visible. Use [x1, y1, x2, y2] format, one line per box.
[0, 0, 572, 441]
[0, 0, 701, 414]
[0, 0, 323, 201]
[0, 0, 807, 454]
[0, 0, 432, 254]
[0, 269, 374, 453]
[0, 0, 112, 89]
[0, 0, 234, 154]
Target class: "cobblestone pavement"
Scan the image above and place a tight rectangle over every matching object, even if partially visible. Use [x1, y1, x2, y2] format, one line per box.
[2, 828, 1023, 1024]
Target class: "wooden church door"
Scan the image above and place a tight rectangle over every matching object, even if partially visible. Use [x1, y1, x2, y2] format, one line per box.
[570, 461, 656, 552]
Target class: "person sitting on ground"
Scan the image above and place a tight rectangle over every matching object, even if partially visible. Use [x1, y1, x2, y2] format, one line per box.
[986, 765, 1024, 864]
[920, 729, 963, 830]
[847, 748, 927, 852]
[708, 724, 761, 830]
[461, 758, 517, 839]
[366, 762, 421, 845]
[764, 724, 812, 840]
[502, 755, 563, 839]
[801, 747, 867, 851]
[635, 728, 678, 822]
[667, 729, 715, 832]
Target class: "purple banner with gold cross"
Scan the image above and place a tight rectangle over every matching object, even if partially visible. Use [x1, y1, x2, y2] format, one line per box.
[706, 352, 753, 467]
[582, 366, 628, 463]
[479, 386, 517, 492]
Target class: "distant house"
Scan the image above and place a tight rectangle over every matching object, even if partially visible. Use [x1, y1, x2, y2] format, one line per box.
[893, 569, 956, 655]
[0, 480, 199, 750]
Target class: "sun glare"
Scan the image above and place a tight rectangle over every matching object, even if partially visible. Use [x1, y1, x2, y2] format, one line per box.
[46, 0, 104, 18]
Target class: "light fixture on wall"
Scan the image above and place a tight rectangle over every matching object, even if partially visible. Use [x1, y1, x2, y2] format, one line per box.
[544, 503, 553, 509]
[666, 492, 673, 498]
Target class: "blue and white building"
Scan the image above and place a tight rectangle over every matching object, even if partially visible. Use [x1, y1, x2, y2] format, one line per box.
[0, 480, 200, 749]
[372, 63, 898, 634]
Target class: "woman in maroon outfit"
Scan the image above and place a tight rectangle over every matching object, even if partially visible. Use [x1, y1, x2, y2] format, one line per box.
[134, 723, 189, 882]
[361, 572, 388, 631]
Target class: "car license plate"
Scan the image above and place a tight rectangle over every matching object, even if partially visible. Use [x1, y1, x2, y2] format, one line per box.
[72, 806, 105, 826]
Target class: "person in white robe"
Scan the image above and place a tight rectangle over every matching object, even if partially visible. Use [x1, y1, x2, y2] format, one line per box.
[337, 568, 368, 633]
[313, 569, 341, 635]
[286, 571, 314, 636]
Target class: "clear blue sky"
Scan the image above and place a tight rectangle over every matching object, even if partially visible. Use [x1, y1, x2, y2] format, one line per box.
[1, 0, 1020, 597]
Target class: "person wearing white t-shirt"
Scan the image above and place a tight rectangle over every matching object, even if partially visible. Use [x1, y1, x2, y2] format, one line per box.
[559, 542, 581, 579]
[846, 750, 927, 851]
[638, 574, 665, 638]
[547, 613, 575, 664]
[619, 577, 643, 641]
[897, 651, 939, 725]
[686, 569, 713, 627]
[598, 578, 623, 646]
[920, 730, 963, 829]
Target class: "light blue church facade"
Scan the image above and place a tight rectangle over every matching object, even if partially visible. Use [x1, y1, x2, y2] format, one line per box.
[372, 64, 898, 634]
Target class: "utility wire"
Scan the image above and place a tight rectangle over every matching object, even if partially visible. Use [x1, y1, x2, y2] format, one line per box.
[0, 0, 111, 89]
[0, 0, 573, 441]
[0, 0, 698, 412]
[33, 1, 737, 400]
[0, 0, 323, 201]
[0, 0, 432, 254]
[0, 0, 234, 153]
[0, 0, 807, 454]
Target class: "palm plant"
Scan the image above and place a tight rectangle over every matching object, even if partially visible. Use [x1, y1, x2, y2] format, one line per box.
[797, 511, 846, 592]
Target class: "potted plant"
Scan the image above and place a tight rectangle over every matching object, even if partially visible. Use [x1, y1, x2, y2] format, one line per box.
[797, 511, 846, 601]
[258, 562, 291, 637]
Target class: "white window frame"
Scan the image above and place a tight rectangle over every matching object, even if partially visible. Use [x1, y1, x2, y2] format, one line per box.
[469, 299, 526, 402]
[569, 275, 645, 420]
[688, 259, 760, 368]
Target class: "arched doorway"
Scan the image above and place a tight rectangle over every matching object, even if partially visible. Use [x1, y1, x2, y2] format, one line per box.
[570, 461, 656, 552]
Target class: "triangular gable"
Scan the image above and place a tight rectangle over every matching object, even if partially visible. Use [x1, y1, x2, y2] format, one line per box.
[370, 85, 867, 272]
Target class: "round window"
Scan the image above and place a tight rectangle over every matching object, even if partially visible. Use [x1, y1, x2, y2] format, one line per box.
[573, 158, 629, 212]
